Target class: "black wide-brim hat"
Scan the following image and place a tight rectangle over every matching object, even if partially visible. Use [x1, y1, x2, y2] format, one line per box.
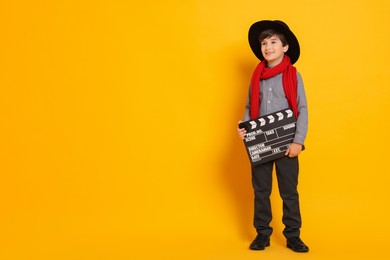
[248, 20, 300, 64]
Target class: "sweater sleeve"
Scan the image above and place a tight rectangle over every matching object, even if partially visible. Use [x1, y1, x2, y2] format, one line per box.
[242, 83, 251, 122]
[293, 72, 308, 145]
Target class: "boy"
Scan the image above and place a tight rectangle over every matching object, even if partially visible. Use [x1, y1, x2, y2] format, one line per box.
[237, 20, 309, 253]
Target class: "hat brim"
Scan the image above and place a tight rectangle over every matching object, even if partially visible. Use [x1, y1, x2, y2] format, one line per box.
[248, 20, 300, 64]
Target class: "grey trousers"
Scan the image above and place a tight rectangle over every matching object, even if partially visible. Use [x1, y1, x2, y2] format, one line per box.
[251, 156, 302, 238]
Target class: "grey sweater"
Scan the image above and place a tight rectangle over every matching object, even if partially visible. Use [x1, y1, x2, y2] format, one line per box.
[243, 72, 308, 145]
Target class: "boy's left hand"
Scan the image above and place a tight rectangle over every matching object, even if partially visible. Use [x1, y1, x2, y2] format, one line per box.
[285, 143, 302, 158]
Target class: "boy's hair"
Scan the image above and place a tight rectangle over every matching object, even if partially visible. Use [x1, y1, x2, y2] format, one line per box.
[259, 29, 288, 46]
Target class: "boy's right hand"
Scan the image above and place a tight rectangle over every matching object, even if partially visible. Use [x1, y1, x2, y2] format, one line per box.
[237, 120, 247, 140]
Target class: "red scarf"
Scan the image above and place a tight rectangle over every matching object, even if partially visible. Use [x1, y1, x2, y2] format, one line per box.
[250, 55, 298, 119]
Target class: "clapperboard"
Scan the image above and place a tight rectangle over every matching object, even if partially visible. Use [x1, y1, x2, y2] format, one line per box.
[239, 108, 298, 166]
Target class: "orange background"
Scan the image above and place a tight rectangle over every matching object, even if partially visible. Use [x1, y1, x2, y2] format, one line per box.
[0, 0, 390, 259]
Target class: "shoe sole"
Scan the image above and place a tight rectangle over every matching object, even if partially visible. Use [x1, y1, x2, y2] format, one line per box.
[287, 243, 309, 253]
[249, 240, 270, 250]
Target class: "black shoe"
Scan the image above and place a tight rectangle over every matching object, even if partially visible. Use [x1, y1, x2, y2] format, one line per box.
[249, 234, 270, 250]
[286, 237, 309, 252]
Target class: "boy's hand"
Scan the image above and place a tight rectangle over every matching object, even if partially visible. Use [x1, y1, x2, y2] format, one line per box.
[285, 143, 302, 158]
[237, 120, 247, 140]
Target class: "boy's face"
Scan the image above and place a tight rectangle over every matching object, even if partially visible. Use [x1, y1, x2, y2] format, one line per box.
[260, 35, 289, 67]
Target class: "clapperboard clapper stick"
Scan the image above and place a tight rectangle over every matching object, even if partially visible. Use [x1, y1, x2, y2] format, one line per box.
[239, 108, 303, 166]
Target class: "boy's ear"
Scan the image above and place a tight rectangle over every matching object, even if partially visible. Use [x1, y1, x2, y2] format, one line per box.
[283, 44, 289, 53]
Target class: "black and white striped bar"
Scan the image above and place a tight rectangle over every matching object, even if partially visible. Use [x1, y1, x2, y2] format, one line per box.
[239, 108, 297, 166]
